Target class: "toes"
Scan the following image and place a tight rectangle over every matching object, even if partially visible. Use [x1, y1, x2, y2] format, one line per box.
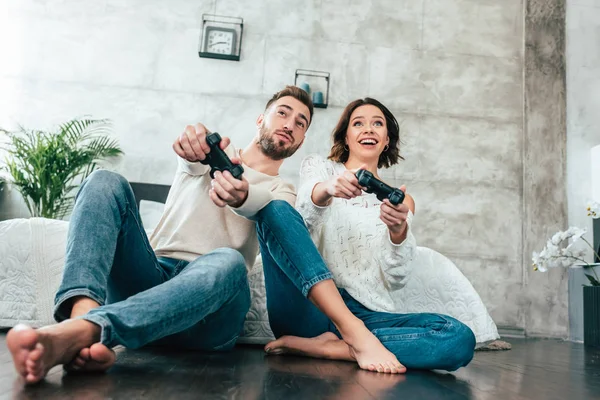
[29, 343, 44, 361]
[383, 362, 392, 374]
[79, 347, 91, 361]
[74, 357, 86, 368]
[89, 344, 115, 364]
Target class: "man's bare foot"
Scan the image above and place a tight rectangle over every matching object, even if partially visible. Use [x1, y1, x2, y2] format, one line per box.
[7, 321, 100, 384]
[63, 296, 115, 373]
[64, 343, 116, 373]
[340, 322, 406, 374]
[265, 332, 349, 359]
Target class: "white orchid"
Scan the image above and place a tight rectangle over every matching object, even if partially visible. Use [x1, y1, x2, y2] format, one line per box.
[587, 200, 600, 219]
[532, 213, 600, 286]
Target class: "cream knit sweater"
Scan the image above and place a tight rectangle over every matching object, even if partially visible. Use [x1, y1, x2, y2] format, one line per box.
[149, 145, 296, 269]
[296, 154, 416, 313]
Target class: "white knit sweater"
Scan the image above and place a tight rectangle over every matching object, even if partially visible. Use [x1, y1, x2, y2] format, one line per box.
[296, 154, 416, 313]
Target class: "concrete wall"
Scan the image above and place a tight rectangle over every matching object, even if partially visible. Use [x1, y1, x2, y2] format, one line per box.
[0, 0, 571, 337]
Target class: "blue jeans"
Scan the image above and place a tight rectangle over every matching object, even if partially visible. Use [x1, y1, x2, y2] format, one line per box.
[54, 170, 251, 350]
[256, 200, 476, 371]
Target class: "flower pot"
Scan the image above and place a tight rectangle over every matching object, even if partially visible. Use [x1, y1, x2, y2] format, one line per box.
[584, 285, 600, 347]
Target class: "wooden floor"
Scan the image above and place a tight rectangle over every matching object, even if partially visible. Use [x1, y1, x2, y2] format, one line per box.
[1, 334, 599, 400]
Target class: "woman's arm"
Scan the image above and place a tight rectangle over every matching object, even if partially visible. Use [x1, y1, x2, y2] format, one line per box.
[296, 155, 336, 230]
[376, 193, 417, 289]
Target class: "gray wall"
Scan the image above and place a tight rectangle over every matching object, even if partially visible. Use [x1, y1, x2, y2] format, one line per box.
[567, 0, 600, 341]
[0, 0, 570, 337]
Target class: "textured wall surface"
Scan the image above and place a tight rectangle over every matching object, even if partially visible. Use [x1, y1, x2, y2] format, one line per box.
[0, 0, 570, 336]
[523, 0, 568, 338]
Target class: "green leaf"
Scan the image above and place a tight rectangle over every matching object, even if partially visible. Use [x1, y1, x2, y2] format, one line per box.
[584, 274, 600, 286]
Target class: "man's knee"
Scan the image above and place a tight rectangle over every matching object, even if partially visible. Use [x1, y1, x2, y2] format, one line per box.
[82, 170, 131, 199]
[211, 248, 247, 280]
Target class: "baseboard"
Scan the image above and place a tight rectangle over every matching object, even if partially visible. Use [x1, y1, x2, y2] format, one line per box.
[497, 325, 526, 338]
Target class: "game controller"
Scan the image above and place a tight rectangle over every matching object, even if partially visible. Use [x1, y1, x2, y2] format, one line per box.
[355, 169, 405, 205]
[200, 132, 244, 180]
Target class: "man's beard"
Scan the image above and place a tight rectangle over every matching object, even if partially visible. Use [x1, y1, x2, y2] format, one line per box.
[257, 125, 302, 161]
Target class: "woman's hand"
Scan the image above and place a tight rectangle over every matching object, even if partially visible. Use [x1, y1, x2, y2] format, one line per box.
[380, 185, 411, 243]
[311, 165, 367, 206]
[324, 170, 364, 199]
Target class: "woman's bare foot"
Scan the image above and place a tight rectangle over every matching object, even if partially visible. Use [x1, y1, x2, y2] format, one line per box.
[339, 322, 406, 374]
[305, 280, 405, 374]
[265, 331, 406, 374]
[265, 332, 350, 359]
[6, 320, 100, 384]
[63, 296, 115, 373]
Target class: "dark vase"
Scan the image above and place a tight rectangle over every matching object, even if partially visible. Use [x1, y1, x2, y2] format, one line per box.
[584, 285, 600, 347]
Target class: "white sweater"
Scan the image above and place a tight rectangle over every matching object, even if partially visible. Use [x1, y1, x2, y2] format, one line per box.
[149, 145, 296, 269]
[296, 154, 416, 313]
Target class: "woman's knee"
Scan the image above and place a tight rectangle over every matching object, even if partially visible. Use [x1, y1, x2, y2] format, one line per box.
[443, 319, 476, 370]
[257, 200, 302, 224]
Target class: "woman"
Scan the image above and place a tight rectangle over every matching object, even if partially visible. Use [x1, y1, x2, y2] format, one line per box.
[258, 98, 492, 372]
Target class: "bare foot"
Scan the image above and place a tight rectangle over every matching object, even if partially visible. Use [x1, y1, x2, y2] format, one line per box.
[63, 296, 115, 373]
[64, 343, 116, 373]
[265, 332, 347, 359]
[7, 321, 100, 384]
[340, 322, 406, 374]
[305, 280, 405, 373]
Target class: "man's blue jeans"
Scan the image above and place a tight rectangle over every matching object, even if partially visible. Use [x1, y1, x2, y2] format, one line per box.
[256, 200, 476, 371]
[53, 170, 250, 351]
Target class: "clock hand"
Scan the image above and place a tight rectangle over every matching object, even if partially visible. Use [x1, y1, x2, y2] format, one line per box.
[210, 41, 229, 46]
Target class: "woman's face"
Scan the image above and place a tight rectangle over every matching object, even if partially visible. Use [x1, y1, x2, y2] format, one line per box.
[345, 104, 390, 161]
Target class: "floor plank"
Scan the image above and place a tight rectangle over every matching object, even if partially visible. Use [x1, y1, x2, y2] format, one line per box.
[1, 333, 599, 400]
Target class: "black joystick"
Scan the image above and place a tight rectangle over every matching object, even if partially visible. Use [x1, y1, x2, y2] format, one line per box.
[355, 169, 405, 205]
[200, 132, 244, 180]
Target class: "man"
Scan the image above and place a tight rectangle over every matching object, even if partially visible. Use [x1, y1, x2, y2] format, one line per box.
[6, 86, 314, 384]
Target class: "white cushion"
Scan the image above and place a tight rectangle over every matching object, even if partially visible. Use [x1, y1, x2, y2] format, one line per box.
[0, 218, 68, 328]
[139, 200, 165, 233]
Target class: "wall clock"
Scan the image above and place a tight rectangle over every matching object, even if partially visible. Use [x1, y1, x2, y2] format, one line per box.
[199, 15, 243, 62]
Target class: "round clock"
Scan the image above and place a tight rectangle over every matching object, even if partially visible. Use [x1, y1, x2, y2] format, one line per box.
[204, 27, 237, 56]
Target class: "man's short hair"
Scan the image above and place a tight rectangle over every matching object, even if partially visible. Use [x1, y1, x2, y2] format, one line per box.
[265, 85, 314, 127]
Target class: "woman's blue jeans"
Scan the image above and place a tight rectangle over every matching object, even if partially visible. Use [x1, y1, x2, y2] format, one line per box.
[255, 200, 476, 371]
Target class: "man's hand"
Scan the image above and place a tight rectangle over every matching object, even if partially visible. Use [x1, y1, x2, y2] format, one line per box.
[209, 158, 249, 208]
[172, 123, 230, 162]
[380, 185, 410, 243]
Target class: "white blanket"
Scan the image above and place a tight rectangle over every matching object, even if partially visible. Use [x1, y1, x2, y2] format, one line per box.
[0, 218, 498, 344]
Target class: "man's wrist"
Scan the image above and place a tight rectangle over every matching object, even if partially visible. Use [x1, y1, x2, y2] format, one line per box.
[230, 191, 249, 208]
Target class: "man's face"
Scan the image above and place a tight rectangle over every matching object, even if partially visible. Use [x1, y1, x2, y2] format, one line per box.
[257, 96, 310, 160]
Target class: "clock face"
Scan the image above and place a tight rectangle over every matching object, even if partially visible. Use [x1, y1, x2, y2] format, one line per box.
[205, 28, 236, 55]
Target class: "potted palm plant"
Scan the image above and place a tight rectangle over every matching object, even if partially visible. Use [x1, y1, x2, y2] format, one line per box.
[1, 118, 123, 220]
